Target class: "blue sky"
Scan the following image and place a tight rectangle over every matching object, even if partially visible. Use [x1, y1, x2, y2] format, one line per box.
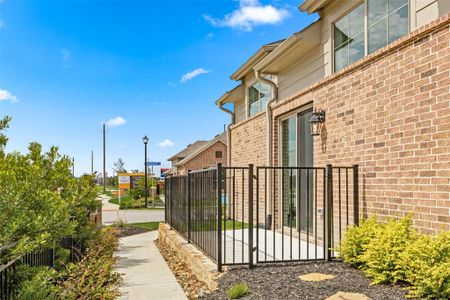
[0, 0, 317, 176]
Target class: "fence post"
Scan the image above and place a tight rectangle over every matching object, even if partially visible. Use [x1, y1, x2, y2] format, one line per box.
[325, 164, 333, 261]
[217, 163, 222, 272]
[248, 164, 254, 269]
[170, 177, 173, 229]
[165, 177, 168, 223]
[353, 165, 359, 226]
[187, 170, 191, 242]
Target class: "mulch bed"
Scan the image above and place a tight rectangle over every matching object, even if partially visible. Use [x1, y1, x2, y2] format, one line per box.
[202, 261, 407, 300]
[115, 226, 150, 238]
[155, 239, 210, 299]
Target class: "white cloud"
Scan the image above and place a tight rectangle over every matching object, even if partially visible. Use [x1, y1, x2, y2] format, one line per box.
[105, 116, 126, 127]
[158, 139, 174, 148]
[204, 0, 289, 32]
[0, 89, 18, 103]
[180, 68, 210, 83]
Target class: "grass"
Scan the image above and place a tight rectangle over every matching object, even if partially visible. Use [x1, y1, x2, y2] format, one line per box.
[190, 219, 248, 232]
[126, 222, 160, 231]
[227, 283, 249, 299]
[108, 195, 165, 210]
[223, 219, 248, 230]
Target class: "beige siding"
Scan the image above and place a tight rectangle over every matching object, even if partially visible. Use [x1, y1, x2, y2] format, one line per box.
[277, 45, 326, 100]
[234, 97, 246, 123]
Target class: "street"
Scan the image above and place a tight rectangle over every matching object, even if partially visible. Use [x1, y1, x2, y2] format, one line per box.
[100, 194, 165, 225]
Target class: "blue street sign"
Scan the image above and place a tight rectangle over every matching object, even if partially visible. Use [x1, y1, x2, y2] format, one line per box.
[146, 161, 161, 166]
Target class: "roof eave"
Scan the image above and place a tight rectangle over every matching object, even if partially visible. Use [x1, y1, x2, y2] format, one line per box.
[254, 20, 322, 73]
[230, 48, 267, 81]
[229, 43, 282, 81]
[176, 138, 226, 166]
[299, 0, 332, 14]
[214, 84, 244, 105]
[254, 35, 302, 73]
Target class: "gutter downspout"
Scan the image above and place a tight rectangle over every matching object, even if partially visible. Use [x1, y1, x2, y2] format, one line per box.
[255, 70, 278, 229]
[219, 100, 235, 219]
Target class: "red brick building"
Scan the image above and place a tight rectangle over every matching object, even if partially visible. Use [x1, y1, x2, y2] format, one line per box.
[168, 133, 227, 175]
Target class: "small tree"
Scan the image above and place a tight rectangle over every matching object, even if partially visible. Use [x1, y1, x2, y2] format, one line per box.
[0, 116, 99, 258]
[113, 158, 126, 173]
[128, 177, 152, 200]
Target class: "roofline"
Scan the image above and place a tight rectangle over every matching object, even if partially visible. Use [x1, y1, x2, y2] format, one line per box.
[299, 0, 332, 14]
[254, 20, 322, 72]
[214, 84, 243, 105]
[230, 43, 281, 81]
[175, 138, 226, 167]
[254, 35, 302, 72]
[167, 141, 208, 161]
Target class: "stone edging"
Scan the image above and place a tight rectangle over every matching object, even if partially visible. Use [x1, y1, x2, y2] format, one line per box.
[158, 223, 221, 291]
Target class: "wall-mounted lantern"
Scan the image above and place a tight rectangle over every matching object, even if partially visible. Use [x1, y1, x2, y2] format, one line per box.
[310, 109, 325, 136]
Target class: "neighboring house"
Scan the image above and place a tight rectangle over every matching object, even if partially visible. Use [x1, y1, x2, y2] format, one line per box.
[168, 133, 227, 175]
[215, 0, 449, 233]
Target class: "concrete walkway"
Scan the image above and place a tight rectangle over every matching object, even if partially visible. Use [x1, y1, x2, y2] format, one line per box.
[114, 231, 187, 300]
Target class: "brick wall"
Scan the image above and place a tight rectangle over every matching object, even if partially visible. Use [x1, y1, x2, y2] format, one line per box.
[177, 141, 227, 175]
[230, 112, 267, 167]
[270, 14, 450, 234]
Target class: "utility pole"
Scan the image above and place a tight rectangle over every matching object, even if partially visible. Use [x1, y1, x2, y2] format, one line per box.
[91, 150, 94, 174]
[72, 157, 75, 177]
[103, 124, 106, 192]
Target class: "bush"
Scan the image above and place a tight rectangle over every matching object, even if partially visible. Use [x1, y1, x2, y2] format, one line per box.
[337, 216, 450, 299]
[227, 283, 249, 299]
[16, 267, 62, 300]
[335, 216, 381, 267]
[400, 230, 450, 299]
[360, 217, 417, 284]
[59, 227, 121, 300]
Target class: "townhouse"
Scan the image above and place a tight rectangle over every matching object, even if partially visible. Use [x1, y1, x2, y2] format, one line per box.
[168, 133, 227, 175]
[216, 0, 450, 233]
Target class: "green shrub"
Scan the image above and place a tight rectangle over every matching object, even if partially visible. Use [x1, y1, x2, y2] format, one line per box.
[227, 283, 249, 299]
[361, 217, 417, 284]
[16, 267, 62, 300]
[400, 230, 450, 299]
[59, 227, 121, 300]
[335, 216, 381, 267]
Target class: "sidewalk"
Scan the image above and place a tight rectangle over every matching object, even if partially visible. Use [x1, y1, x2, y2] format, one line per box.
[99, 194, 119, 211]
[114, 231, 187, 300]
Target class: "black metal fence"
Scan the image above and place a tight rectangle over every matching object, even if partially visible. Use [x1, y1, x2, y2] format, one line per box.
[165, 163, 359, 271]
[0, 238, 83, 300]
[165, 168, 219, 263]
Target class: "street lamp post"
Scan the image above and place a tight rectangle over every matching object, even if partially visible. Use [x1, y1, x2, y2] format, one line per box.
[143, 135, 149, 208]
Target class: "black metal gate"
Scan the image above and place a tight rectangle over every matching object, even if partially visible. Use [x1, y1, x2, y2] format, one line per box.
[165, 163, 359, 271]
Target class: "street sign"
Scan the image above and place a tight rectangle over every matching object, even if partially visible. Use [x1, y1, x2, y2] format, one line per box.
[146, 161, 161, 166]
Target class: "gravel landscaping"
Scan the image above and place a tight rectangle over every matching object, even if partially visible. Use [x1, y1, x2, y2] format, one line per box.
[202, 261, 407, 300]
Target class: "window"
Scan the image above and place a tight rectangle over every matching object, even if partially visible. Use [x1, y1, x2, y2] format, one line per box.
[215, 151, 222, 159]
[334, 0, 408, 72]
[368, 0, 409, 53]
[248, 80, 272, 116]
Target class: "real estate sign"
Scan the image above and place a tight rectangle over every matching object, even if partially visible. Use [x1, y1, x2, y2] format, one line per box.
[118, 174, 131, 189]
